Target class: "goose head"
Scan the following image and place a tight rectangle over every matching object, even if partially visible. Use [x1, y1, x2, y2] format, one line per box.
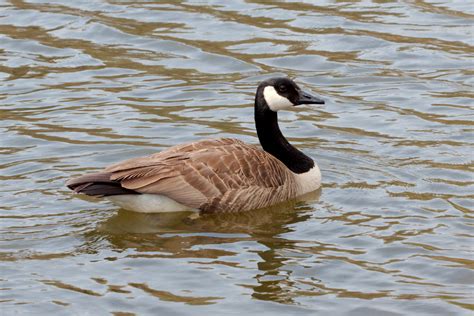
[256, 77, 325, 112]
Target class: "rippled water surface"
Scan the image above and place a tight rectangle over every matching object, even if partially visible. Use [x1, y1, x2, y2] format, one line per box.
[1, 0, 473, 315]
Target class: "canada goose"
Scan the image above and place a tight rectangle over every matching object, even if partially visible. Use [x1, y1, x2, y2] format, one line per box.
[67, 77, 324, 213]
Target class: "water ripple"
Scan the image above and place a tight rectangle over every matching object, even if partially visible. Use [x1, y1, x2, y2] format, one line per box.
[0, 0, 473, 315]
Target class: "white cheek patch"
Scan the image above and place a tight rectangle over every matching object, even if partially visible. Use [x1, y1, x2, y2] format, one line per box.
[263, 86, 294, 111]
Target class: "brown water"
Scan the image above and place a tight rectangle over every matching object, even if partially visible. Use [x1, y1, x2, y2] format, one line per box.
[1, 1, 473, 315]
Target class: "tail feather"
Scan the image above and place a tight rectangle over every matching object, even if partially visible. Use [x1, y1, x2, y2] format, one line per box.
[66, 172, 139, 197]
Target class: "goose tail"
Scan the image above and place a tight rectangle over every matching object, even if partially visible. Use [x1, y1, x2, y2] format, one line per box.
[66, 172, 139, 197]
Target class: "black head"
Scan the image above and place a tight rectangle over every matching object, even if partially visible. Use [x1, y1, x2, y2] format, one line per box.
[256, 77, 324, 112]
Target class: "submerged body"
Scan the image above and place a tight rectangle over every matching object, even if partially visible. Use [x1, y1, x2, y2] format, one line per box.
[67, 78, 324, 213]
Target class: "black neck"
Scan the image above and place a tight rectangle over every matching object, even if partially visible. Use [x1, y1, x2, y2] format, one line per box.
[254, 95, 314, 174]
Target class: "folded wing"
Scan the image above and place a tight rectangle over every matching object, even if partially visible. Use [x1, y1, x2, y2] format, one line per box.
[104, 138, 296, 212]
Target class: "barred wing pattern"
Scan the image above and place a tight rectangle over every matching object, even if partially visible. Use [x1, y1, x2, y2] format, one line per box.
[105, 138, 297, 212]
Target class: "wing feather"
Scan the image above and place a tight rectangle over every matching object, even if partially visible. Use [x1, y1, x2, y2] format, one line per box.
[105, 138, 295, 212]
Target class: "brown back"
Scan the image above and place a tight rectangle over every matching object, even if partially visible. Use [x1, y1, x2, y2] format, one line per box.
[105, 138, 296, 212]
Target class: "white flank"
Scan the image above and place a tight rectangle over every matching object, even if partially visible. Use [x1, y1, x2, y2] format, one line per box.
[107, 194, 199, 213]
[263, 86, 294, 111]
[293, 165, 322, 195]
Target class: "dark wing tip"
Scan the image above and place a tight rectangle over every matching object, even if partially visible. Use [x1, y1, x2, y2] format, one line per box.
[66, 172, 139, 197]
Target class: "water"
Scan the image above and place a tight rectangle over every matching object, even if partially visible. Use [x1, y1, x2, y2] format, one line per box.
[1, 0, 473, 315]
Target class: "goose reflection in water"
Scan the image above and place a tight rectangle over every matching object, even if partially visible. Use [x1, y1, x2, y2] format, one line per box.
[91, 190, 321, 304]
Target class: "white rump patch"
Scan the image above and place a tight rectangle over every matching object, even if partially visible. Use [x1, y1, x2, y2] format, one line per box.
[263, 86, 294, 111]
[293, 165, 322, 195]
[107, 194, 199, 213]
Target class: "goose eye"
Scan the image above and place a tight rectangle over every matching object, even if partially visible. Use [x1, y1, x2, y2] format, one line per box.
[278, 85, 287, 93]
